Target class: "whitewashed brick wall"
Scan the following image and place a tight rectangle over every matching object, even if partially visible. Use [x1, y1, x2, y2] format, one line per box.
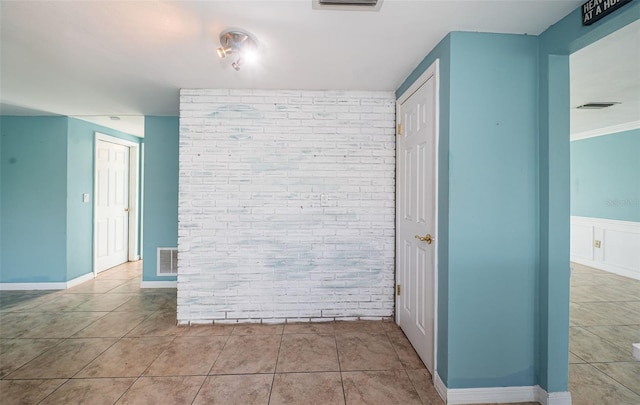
[177, 89, 396, 324]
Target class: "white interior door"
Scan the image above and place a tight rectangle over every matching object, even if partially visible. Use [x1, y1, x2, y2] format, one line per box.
[397, 67, 437, 373]
[95, 140, 130, 272]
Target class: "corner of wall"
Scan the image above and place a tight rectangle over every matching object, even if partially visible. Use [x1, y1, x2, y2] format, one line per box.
[141, 116, 179, 284]
[535, 0, 640, 394]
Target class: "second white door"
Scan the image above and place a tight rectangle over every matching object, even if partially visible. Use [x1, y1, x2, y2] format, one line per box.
[396, 64, 437, 373]
[95, 140, 130, 272]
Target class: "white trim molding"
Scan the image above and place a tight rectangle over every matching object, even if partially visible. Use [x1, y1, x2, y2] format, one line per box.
[434, 372, 448, 403]
[66, 272, 96, 288]
[140, 281, 177, 289]
[570, 120, 640, 141]
[570, 216, 640, 280]
[0, 272, 95, 291]
[434, 379, 571, 405]
[0, 282, 67, 291]
[537, 387, 573, 405]
[447, 385, 537, 404]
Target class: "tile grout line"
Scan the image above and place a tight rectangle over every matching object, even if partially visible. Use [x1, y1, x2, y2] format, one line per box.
[1, 338, 67, 380]
[582, 362, 640, 399]
[334, 329, 348, 405]
[187, 324, 238, 404]
[34, 378, 71, 405]
[204, 325, 236, 376]
[570, 264, 640, 402]
[587, 362, 640, 397]
[385, 326, 425, 403]
[266, 329, 285, 405]
[110, 377, 138, 405]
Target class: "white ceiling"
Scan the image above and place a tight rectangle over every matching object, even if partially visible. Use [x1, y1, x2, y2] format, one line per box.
[71, 115, 146, 138]
[570, 19, 640, 139]
[1, 0, 583, 122]
[7, 0, 636, 141]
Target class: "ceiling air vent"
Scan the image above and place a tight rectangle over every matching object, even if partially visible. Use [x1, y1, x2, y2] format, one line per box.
[576, 102, 620, 109]
[313, 0, 383, 11]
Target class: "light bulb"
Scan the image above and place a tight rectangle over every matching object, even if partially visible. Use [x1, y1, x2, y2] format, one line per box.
[242, 49, 258, 64]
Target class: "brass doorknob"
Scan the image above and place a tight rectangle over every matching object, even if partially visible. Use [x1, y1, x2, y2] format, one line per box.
[414, 234, 434, 245]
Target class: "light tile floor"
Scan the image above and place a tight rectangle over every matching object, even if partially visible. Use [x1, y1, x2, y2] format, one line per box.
[569, 262, 640, 405]
[0, 261, 636, 404]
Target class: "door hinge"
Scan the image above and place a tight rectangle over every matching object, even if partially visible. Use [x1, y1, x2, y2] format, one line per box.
[396, 284, 401, 296]
[397, 123, 403, 136]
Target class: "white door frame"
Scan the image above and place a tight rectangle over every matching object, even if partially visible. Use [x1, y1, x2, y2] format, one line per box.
[395, 59, 440, 376]
[93, 132, 140, 276]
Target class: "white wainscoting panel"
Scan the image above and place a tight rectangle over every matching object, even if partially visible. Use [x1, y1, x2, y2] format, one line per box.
[571, 216, 640, 280]
[570, 222, 593, 261]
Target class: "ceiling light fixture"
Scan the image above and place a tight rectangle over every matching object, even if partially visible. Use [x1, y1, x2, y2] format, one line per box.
[216, 29, 258, 71]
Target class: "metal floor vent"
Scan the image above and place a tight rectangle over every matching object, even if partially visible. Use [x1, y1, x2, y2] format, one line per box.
[157, 248, 178, 276]
[313, 0, 383, 11]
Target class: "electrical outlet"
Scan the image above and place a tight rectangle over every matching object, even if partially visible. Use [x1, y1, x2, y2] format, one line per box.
[320, 193, 329, 207]
[594, 240, 601, 248]
[82, 193, 90, 203]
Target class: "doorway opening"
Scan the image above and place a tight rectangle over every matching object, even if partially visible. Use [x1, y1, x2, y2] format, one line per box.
[567, 18, 640, 400]
[94, 132, 140, 276]
[395, 59, 440, 375]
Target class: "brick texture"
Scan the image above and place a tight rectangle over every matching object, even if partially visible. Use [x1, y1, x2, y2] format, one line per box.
[178, 89, 396, 324]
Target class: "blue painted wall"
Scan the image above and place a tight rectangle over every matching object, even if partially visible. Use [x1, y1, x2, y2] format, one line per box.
[0, 116, 141, 284]
[66, 120, 94, 281]
[142, 116, 178, 282]
[395, 0, 639, 394]
[0, 119, 2, 272]
[571, 130, 640, 222]
[1, 116, 69, 282]
[398, 32, 539, 389]
[447, 32, 539, 389]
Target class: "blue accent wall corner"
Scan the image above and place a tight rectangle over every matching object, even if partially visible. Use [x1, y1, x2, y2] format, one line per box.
[142, 116, 179, 282]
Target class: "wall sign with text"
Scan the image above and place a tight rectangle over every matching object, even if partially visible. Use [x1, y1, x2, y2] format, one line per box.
[582, 0, 633, 25]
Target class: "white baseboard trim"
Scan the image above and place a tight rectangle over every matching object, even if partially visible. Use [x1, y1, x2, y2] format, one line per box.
[537, 386, 572, 405]
[140, 281, 177, 289]
[435, 380, 571, 405]
[0, 272, 96, 291]
[434, 372, 448, 403]
[446, 386, 537, 404]
[67, 272, 95, 288]
[0, 282, 66, 291]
